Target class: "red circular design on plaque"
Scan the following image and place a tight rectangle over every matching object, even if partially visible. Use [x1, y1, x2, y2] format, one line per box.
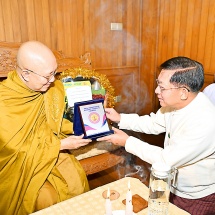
[89, 112, 100, 124]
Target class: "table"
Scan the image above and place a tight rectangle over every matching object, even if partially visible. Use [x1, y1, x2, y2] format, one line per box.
[31, 177, 190, 215]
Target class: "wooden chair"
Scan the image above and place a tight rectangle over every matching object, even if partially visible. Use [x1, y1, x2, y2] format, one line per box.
[0, 41, 125, 175]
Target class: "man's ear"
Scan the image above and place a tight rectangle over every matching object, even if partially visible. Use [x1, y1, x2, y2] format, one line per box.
[180, 88, 189, 100]
[21, 71, 30, 82]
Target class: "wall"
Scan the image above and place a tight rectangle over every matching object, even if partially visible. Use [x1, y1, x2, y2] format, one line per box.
[156, 0, 215, 74]
[0, 0, 214, 115]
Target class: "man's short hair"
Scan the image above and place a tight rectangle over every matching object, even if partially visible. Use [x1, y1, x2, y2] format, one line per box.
[160, 56, 204, 92]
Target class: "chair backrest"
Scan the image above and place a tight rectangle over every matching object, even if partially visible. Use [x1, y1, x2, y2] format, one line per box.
[203, 83, 215, 105]
[0, 41, 91, 77]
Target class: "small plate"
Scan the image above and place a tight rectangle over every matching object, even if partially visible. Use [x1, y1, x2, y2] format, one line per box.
[102, 190, 120, 200]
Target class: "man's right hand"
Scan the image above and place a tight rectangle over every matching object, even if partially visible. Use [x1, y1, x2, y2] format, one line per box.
[105, 108, 121, 123]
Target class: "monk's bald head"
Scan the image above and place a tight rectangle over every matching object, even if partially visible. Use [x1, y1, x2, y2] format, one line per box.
[17, 41, 56, 70]
[16, 41, 57, 92]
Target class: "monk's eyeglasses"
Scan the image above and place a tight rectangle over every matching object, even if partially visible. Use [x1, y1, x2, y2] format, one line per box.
[17, 65, 57, 82]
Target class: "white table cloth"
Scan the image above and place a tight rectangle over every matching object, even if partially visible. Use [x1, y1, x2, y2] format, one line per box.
[31, 177, 190, 215]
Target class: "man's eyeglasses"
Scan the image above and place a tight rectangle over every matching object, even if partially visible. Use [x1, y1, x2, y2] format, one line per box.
[17, 65, 57, 82]
[156, 79, 190, 93]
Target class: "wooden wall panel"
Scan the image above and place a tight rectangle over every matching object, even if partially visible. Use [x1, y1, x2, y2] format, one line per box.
[140, 0, 159, 114]
[155, 0, 215, 75]
[1, 1, 14, 41]
[0, 1, 5, 40]
[189, 0, 202, 60]
[41, 0, 52, 47]
[84, 0, 142, 68]
[18, 0, 28, 41]
[10, 0, 21, 41]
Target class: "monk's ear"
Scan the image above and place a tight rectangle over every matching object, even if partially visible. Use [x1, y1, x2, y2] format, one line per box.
[21, 71, 30, 82]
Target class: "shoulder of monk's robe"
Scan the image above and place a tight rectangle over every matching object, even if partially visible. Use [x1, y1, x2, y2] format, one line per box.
[48, 80, 65, 96]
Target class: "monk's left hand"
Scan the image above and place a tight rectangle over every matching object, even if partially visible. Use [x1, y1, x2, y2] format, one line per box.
[60, 134, 92, 150]
[97, 127, 129, 147]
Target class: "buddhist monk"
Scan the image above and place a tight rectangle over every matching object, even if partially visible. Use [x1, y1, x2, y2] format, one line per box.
[0, 41, 91, 215]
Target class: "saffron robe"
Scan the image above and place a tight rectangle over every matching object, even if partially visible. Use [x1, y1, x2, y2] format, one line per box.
[0, 71, 89, 215]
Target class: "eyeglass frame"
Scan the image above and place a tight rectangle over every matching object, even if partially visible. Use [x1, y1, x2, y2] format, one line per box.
[17, 65, 57, 82]
[156, 79, 190, 93]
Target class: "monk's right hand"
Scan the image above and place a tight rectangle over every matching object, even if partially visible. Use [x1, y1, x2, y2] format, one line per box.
[60, 134, 92, 150]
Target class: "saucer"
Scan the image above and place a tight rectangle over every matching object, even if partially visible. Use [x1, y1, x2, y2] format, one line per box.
[102, 190, 120, 200]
